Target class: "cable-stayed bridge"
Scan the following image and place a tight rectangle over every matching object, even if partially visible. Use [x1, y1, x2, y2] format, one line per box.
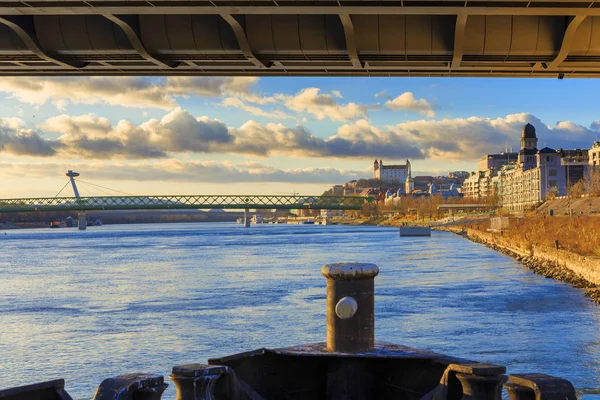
[0, 171, 373, 229]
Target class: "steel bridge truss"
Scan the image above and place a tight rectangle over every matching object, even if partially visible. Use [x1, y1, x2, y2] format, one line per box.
[0, 195, 373, 213]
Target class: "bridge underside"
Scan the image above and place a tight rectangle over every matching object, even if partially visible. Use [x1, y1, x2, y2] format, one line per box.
[1, 1, 600, 77]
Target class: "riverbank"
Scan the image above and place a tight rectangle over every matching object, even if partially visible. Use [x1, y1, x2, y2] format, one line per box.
[436, 223, 600, 304]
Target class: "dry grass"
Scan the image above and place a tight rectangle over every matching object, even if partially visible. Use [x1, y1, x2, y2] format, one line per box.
[473, 216, 600, 257]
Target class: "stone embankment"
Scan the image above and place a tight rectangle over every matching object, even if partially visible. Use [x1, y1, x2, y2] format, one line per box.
[437, 225, 600, 304]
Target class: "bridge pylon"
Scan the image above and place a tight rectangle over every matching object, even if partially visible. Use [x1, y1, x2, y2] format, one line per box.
[244, 208, 250, 228]
[78, 212, 87, 230]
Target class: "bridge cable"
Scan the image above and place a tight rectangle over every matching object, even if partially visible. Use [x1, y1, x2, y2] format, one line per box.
[53, 180, 72, 198]
[75, 179, 135, 196]
[75, 180, 114, 197]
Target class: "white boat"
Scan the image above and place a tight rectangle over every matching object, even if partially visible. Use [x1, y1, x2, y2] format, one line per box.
[399, 226, 431, 237]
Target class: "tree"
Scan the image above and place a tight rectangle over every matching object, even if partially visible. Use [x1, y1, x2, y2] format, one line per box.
[585, 169, 600, 197]
[570, 179, 585, 198]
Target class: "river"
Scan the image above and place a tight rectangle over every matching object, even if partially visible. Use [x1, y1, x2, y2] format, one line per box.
[1, 223, 599, 399]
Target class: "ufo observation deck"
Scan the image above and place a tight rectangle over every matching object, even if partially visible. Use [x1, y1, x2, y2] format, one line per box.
[1, 0, 600, 77]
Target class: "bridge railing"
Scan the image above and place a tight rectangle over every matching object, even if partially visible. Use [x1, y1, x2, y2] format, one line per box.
[0, 195, 374, 213]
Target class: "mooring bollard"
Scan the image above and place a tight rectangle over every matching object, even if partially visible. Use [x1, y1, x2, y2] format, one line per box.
[93, 374, 167, 400]
[169, 364, 240, 400]
[503, 374, 577, 400]
[321, 262, 379, 353]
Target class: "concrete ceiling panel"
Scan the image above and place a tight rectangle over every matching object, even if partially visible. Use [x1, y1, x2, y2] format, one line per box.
[140, 16, 171, 53]
[0, 24, 27, 52]
[298, 15, 327, 54]
[86, 16, 133, 52]
[188, 15, 239, 52]
[534, 17, 564, 56]
[325, 15, 345, 54]
[432, 16, 454, 55]
[165, 15, 197, 52]
[34, 16, 68, 53]
[569, 17, 600, 55]
[216, 16, 241, 53]
[272, 15, 302, 54]
[379, 15, 406, 54]
[484, 16, 512, 55]
[354, 15, 379, 54]
[464, 16, 486, 55]
[406, 16, 431, 55]
[246, 15, 275, 54]
[588, 17, 600, 56]
[509, 16, 539, 55]
[58, 16, 93, 54]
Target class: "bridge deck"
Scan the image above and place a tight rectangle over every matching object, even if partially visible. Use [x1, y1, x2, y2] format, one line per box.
[0, 195, 372, 213]
[1, 1, 600, 77]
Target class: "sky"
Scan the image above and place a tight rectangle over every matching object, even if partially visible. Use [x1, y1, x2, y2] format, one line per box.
[1, 76, 599, 198]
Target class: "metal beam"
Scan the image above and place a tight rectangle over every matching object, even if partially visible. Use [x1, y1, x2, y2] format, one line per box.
[0, 195, 373, 212]
[220, 14, 267, 69]
[0, 16, 86, 69]
[549, 15, 587, 69]
[103, 14, 179, 69]
[452, 14, 468, 70]
[2, 6, 600, 16]
[339, 14, 362, 69]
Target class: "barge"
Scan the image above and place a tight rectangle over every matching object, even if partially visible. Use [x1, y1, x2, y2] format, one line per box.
[0, 263, 576, 400]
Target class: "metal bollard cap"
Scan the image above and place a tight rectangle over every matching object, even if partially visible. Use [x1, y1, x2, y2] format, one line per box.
[322, 263, 379, 280]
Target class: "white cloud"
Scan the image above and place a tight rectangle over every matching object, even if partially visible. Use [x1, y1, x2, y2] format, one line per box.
[276, 88, 370, 121]
[0, 160, 365, 184]
[385, 92, 435, 117]
[1, 111, 597, 162]
[221, 97, 294, 120]
[0, 77, 258, 110]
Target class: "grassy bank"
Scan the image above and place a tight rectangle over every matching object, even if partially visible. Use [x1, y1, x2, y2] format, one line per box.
[468, 215, 600, 257]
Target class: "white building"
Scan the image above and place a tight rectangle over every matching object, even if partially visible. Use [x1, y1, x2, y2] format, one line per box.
[373, 159, 414, 194]
[465, 123, 578, 211]
[590, 141, 600, 167]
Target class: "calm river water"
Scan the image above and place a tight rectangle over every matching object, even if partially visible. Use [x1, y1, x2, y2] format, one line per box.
[1, 223, 599, 399]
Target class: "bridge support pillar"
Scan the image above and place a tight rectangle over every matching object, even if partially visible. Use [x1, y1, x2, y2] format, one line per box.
[78, 212, 87, 230]
[244, 208, 250, 228]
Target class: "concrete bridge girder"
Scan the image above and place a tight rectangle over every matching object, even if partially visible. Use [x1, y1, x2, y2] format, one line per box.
[1, 3, 600, 77]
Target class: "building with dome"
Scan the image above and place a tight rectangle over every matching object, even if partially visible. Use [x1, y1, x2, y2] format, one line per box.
[464, 123, 592, 211]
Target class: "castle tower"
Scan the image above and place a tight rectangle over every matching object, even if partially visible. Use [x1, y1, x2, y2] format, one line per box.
[373, 159, 379, 179]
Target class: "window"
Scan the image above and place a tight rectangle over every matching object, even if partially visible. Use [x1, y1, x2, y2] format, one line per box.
[546, 156, 551, 162]
[549, 169, 557, 177]
[548, 180, 557, 188]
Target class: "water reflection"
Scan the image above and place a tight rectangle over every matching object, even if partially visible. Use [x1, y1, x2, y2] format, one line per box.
[1, 223, 599, 399]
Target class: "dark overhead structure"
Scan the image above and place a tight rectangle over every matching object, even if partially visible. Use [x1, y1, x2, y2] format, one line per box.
[1, 0, 600, 77]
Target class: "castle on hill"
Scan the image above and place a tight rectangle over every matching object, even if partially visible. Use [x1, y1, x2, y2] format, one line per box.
[373, 159, 414, 195]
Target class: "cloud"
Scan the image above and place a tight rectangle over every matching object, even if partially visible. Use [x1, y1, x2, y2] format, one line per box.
[0, 77, 258, 110]
[227, 87, 373, 122]
[387, 113, 598, 161]
[221, 97, 295, 120]
[0, 118, 55, 156]
[1, 112, 598, 162]
[276, 88, 370, 121]
[374, 90, 387, 99]
[385, 92, 436, 117]
[0, 160, 365, 184]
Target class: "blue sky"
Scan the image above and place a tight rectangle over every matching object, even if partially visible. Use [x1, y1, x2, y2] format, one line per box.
[0, 76, 599, 198]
